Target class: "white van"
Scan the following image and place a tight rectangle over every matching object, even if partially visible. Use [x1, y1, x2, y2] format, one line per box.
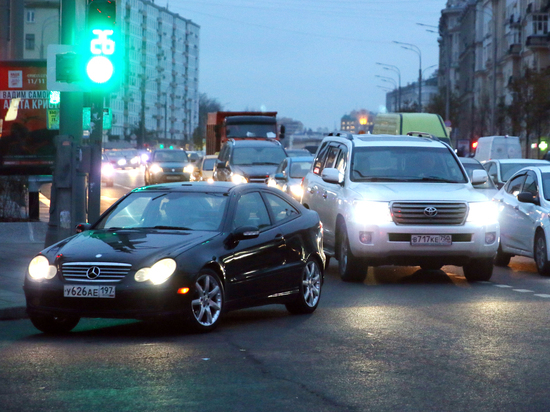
[474, 136, 522, 162]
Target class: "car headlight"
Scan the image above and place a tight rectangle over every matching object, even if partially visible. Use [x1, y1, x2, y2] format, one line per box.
[134, 258, 177, 285]
[231, 173, 248, 184]
[141, 153, 150, 162]
[352, 201, 392, 224]
[289, 184, 303, 198]
[467, 201, 499, 224]
[28, 255, 57, 280]
[102, 163, 115, 176]
[131, 157, 139, 165]
[184, 164, 195, 174]
[117, 158, 127, 166]
[150, 164, 163, 174]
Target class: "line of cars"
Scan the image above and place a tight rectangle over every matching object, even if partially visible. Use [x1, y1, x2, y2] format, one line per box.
[25, 131, 550, 335]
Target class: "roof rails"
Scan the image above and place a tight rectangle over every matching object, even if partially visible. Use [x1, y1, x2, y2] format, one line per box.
[406, 131, 437, 140]
[327, 132, 354, 140]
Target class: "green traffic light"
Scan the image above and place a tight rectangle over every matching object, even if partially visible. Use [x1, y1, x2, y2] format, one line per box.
[86, 56, 114, 84]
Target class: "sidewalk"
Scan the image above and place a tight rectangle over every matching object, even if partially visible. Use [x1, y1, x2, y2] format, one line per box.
[0, 196, 49, 320]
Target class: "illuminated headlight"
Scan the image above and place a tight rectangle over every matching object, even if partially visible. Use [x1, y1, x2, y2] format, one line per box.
[267, 179, 277, 188]
[134, 258, 177, 285]
[101, 163, 115, 176]
[231, 174, 248, 184]
[467, 201, 499, 223]
[289, 184, 303, 198]
[117, 158, 127, 166]
[352, 201, 392, 224]
[28, 255, 57, 280]
[130, 157, 139, 165]
[184, 164, 195, 174]
[141, 153, 150, 162]
[150, 164, 163, 174]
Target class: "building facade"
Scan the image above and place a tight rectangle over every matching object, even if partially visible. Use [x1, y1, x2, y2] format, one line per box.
[340, 110, 374, 133]
[4, 0, 200, 148]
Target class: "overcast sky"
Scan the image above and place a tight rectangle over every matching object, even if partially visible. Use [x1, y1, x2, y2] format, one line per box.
[166, 0, 445, 130]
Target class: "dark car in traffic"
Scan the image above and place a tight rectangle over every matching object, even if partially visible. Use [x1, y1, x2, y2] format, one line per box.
[144, 149, 194, 185]
[24, 182, 324, 334]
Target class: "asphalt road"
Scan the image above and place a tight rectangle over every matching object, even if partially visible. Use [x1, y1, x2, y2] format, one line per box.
[1, 256, 550, 412]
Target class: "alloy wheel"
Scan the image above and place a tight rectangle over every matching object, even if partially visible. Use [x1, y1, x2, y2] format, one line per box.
[191, 273, 223, 327]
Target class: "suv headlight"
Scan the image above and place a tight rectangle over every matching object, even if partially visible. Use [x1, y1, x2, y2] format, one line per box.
[184, 164, 195, 174]
[467, 201, 499, 223]
[352, 201, 392, 224]
[150, 164, 163, 174]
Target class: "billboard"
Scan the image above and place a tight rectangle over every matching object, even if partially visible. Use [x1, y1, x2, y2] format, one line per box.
[0, 60, 58, 175]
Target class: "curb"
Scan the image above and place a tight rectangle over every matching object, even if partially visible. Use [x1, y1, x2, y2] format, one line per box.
[0, 306, 27, 321]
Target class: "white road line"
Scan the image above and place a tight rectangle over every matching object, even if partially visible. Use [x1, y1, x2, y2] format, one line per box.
[495, 285, 513, 288]
[534, 294, 550, 298]
[512, 289, 534, 293]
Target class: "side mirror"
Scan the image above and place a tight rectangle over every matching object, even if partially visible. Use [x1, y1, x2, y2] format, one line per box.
[517, 191, 540, 206]
[225, 226, 260, 247]
[321, 167, 343, 184]
[75, 223, 92, 233]
[471, 169, 488, 185]
[216, 161, 227, 169]
[274, 172, 286, 180]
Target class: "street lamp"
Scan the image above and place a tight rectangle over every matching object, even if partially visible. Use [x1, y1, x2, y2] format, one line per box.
[393, 41, 422, 112]
[376, 62, 401, 111]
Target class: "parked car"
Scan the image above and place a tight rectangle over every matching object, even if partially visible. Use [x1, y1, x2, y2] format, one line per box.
[302, 132, 499, 282]
[196, 154, 218, 182]
[144, 149, 194, 185]
[101, 154, 115, 187]
[459, 157, 498, 199]
[482, 159, 550, 189]
[268, 156, 313, 200]
[285, 148, 313, 157]
[24, 182, 325, 334]
[493, 165, 550, 274]
[213, 138, 288, 184]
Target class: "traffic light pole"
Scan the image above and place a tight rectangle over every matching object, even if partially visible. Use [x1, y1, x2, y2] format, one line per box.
[88, 91, 104, 223]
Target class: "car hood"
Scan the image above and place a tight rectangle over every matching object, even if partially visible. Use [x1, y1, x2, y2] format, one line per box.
[43, 229, 218, 266]
[348, 182, 489, 202]
[233, 164, 279, 177]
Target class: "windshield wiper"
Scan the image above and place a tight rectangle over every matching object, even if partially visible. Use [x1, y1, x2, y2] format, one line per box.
[252, 162, 279, 165]
[357, 177, 404, 182]
[415, 176, 459, 183]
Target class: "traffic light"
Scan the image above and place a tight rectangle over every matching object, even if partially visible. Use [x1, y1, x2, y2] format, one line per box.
[86, 0, 119, 89]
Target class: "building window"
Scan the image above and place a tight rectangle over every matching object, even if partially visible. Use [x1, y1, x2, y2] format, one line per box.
[25, 34, 35, 50]
[26, 9, 35, 23]
[532, 14, 548, 35]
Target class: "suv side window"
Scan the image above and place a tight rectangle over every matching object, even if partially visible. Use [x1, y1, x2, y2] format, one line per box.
[324, 146, 340, 169]
[335, 145, 348, 174]
[505, 173, 526, 196]
[313, 141, 330, 175]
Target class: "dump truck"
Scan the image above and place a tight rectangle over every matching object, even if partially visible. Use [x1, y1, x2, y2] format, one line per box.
[206, 111, 285, 155]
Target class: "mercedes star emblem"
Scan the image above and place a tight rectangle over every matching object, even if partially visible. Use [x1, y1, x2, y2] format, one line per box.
[86, 266, 101, 279]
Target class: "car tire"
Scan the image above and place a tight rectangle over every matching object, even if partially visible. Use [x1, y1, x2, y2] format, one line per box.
[29, 314, 80, 334]
[534, 231, 550, 276]
[286, 258, 322, 314]
[186, 269, 224, 332]
[463, 258, 493, 282]
[494, 243, 511, 267]
[338, 224, 367, 282]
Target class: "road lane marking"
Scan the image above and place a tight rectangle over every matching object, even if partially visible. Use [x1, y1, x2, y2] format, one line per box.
[512, 289, 534, 293]
[495, 285, 513, 288]
[534, 294, 550, 298]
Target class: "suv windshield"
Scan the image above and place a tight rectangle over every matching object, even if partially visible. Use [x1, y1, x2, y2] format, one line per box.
[350, 146, 467, 183]
[232, 146, 287, 166]
[153, 151, 189, 162]
[226, 124, 277, 138]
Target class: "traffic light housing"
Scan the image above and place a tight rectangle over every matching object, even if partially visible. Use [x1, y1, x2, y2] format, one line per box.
[86, 0, 120, 89]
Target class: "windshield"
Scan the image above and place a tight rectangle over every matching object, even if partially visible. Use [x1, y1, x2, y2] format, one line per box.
[461, 162, 496, 189]
[232, 146, 287, 166]
[226, 123, 277, 138]
[95, 191, 228, 231]
[203, 158, 217, 171]
[153, 151, 189, 162]
[501, 163, 549, 181]
[351, 146, 467, 183]
[289, 160, 313, 178]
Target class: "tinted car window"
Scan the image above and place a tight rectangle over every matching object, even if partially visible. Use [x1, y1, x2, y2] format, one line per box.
[505, 174, 526, 196]
[153, 151, 188, 162]
[542, 173, 550, 201]
[501, 163, 548, 182]
[523, 172, 539, 197]
[232, 146, 286, 166]
[233, 192, 271, 230]
[289, 160, 313, 178]
[264, 193, 300, 224]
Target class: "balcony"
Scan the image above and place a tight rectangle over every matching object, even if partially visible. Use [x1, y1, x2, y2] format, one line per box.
[508, 43, 522, 55]
[526, 34, 550, 48]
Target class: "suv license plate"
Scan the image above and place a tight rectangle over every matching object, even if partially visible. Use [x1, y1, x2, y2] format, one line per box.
[64, 285, 116, 298]
[411, 235, 452, 246]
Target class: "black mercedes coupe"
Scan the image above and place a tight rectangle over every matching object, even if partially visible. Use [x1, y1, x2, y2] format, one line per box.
[24, 182, 324, 333]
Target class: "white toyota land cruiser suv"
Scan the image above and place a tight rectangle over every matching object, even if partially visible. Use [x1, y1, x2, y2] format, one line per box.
[301, 133, 499, 282]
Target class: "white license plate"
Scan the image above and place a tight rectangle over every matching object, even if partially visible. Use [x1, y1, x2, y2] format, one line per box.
[64, 285, 116, 298]
[411, 235, 452, 246]
[166, 175, 181, 180]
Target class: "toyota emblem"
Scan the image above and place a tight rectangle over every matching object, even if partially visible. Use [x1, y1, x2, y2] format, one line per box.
[424, 206, 438, 217]
[86, 266, 101, 279]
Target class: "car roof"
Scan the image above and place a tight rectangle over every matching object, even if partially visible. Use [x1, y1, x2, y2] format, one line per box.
[133, 181, 285, 195]
[490, 159, 549, 163]
[324, 134, 448, 148]
[459, 157, 482, 165]
[228, 139, 283, 147]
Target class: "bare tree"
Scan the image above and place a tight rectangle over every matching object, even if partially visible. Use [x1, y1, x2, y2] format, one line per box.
[193, 94, 223, 150]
